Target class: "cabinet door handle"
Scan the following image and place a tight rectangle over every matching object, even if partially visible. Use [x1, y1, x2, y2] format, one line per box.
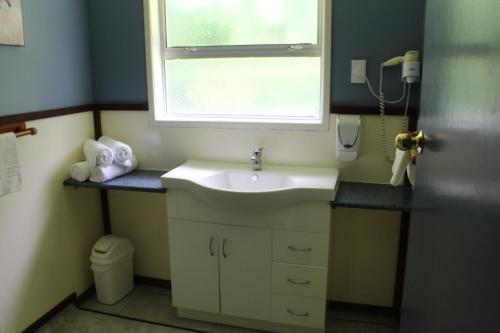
[222, 238, 228, 258]
[287, 308, 309, 317]
[287, 278, 311, 285]
[209, 236, 215, 256]
[288, 245, 312, 252]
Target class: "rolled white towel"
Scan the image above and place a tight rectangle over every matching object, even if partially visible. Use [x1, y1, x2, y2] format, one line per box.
[84, 139, 113, 168]
[390, 148, 410, 187]
[90, 155, 138, 183]
[98, 136, 133, 167]
[70, 161, 90, 182]
[407, 163, 416, 188]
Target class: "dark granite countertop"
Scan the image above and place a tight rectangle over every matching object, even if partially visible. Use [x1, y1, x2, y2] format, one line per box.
[63, 170, 167, 193]
[64, 173, 411, 211]
[332, 182, 413, 212]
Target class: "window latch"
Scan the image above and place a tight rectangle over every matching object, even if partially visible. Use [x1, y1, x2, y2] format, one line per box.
[288, 44, 305, 51]
[184, 47, 199, 54]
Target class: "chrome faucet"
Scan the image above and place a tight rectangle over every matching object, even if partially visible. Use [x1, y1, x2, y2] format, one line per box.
[251, 147, 265, 171]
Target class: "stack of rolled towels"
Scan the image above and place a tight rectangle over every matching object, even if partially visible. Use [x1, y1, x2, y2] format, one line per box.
[70, 136, 137, 183]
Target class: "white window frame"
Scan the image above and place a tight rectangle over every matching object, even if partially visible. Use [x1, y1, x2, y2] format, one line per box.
[144, 0, 332, 131]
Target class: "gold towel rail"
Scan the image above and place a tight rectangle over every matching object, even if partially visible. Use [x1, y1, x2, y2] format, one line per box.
[0, 122, 38, 138]
[15, 127, 38, 137]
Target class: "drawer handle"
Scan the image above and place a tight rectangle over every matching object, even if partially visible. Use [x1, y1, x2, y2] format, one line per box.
[288, 245, 312, 252]
[222, 238, 228, 258]
[287, 308, 309, 317]
[209, 237, 215, 257]
[287, 278, 311, 285]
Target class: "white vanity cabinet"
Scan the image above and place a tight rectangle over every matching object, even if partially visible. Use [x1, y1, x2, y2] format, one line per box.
[169, 219, 272, 321]
[167, 190, 332, 333]
[163, 161, 338, 333]
[218, 224, 272, 321]
[168, 220, 221, 314]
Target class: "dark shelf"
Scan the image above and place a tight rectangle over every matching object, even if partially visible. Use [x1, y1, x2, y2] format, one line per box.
[332, 181, 412, 212]
[64, 174, 411, 210]
[63, 170, 167, 193]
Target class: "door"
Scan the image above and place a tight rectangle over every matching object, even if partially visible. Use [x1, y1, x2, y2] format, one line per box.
[168, 219, 220, 313]
[219, 225, 272, 321]
[400, 1, 500, 332]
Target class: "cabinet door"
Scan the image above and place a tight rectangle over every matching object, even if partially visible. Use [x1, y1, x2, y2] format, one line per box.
[168, 219, 220, 314]
[219, 225, 272, 321]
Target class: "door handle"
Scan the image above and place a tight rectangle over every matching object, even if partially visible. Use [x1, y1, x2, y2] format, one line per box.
[222, 238, 228, 258]
[209, 236, 215, 257]
[395, 130, 424, 152]
[395, 130, 425, 163]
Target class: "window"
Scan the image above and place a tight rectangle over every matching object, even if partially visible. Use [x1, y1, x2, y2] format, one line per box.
[145, 0, 331, 130]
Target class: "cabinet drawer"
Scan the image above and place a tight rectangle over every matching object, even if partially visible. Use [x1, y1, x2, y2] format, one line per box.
[273, 230, 329, 266]
[271, 293, 326, 329]
[272, 263, 327, 298]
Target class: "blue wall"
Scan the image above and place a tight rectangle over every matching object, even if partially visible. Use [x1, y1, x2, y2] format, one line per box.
[332, 0, 425, 106]
[88, 0, 425, 107]
[88, 0, 148, 104]
[0, 0, 426, 114]
[0, 0, 93, 116]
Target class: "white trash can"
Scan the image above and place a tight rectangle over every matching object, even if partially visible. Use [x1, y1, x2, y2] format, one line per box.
[90, 235, 135, 305]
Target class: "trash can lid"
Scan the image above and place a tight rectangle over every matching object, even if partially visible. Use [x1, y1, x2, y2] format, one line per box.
[91, 235, 134, 264]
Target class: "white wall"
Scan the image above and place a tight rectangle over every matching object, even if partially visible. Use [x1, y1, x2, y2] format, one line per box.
[0, 112, 103, 333]
[331, 208, 401, 305]
[102, 112, 403, 183]
[102, 111, 405, 307]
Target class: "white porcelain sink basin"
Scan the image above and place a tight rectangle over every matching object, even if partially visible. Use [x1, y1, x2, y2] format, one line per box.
[200, 170, 296, 192]
[162, 160, 339, 211]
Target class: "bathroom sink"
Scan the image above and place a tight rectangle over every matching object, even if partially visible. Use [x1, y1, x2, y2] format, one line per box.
[200, 170, 296, 192]
[162, 160, 339, 211]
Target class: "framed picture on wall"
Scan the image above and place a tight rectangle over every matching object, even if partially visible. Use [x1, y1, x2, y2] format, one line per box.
[0, 0, 25, 46]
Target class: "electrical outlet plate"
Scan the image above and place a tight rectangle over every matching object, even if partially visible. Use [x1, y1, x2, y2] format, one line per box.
[351, 60, 367, 84]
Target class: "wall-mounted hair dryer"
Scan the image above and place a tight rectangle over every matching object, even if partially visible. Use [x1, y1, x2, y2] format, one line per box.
[361, 50, 422, 163]
[382, 50, 421, 83]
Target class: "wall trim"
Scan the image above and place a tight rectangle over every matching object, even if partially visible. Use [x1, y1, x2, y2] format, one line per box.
[21, 293, 77, 333]
[20, 284, 96, 332]
[20, 280, 398, 332]
[0, 105, 94, 125]
[94, 103, 418, 117]
[331, 105, 418, 117]
[328, 301, 398, 318]
[95, 103, 419, 117]
[75, 285, 97, 306]
[0, 103, 418, 126]
[130, 276, 399, 319]
[134, 275, 172, 289]
[94, 103, 149, 111]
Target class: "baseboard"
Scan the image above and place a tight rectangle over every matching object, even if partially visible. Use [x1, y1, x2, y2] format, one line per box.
[134, 277, 399, 320]
[178, 308, 324, 333]
[21, 280, 396, 332]
[21, 293, 77, 333]
[76, 276, 170, 305]
[134, 275, 171, 289]
[20, 284, 96, 333]
[328, 301, 398, 318]
[75, 285, 96, 306]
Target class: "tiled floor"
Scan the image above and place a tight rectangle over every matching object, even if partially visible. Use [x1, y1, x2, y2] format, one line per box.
[38, 285, 397, 333]
[36, 306, 186, 333]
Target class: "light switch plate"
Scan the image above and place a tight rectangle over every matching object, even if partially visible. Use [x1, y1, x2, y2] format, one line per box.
[351, 60, 367, 84]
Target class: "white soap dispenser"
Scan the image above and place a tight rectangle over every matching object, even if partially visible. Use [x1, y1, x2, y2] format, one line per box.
[336, 115, 361, 161]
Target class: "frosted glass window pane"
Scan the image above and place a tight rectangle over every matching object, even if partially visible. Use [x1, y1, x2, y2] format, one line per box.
[166, 0, 319, 47]
[165, 57, 321, 118]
